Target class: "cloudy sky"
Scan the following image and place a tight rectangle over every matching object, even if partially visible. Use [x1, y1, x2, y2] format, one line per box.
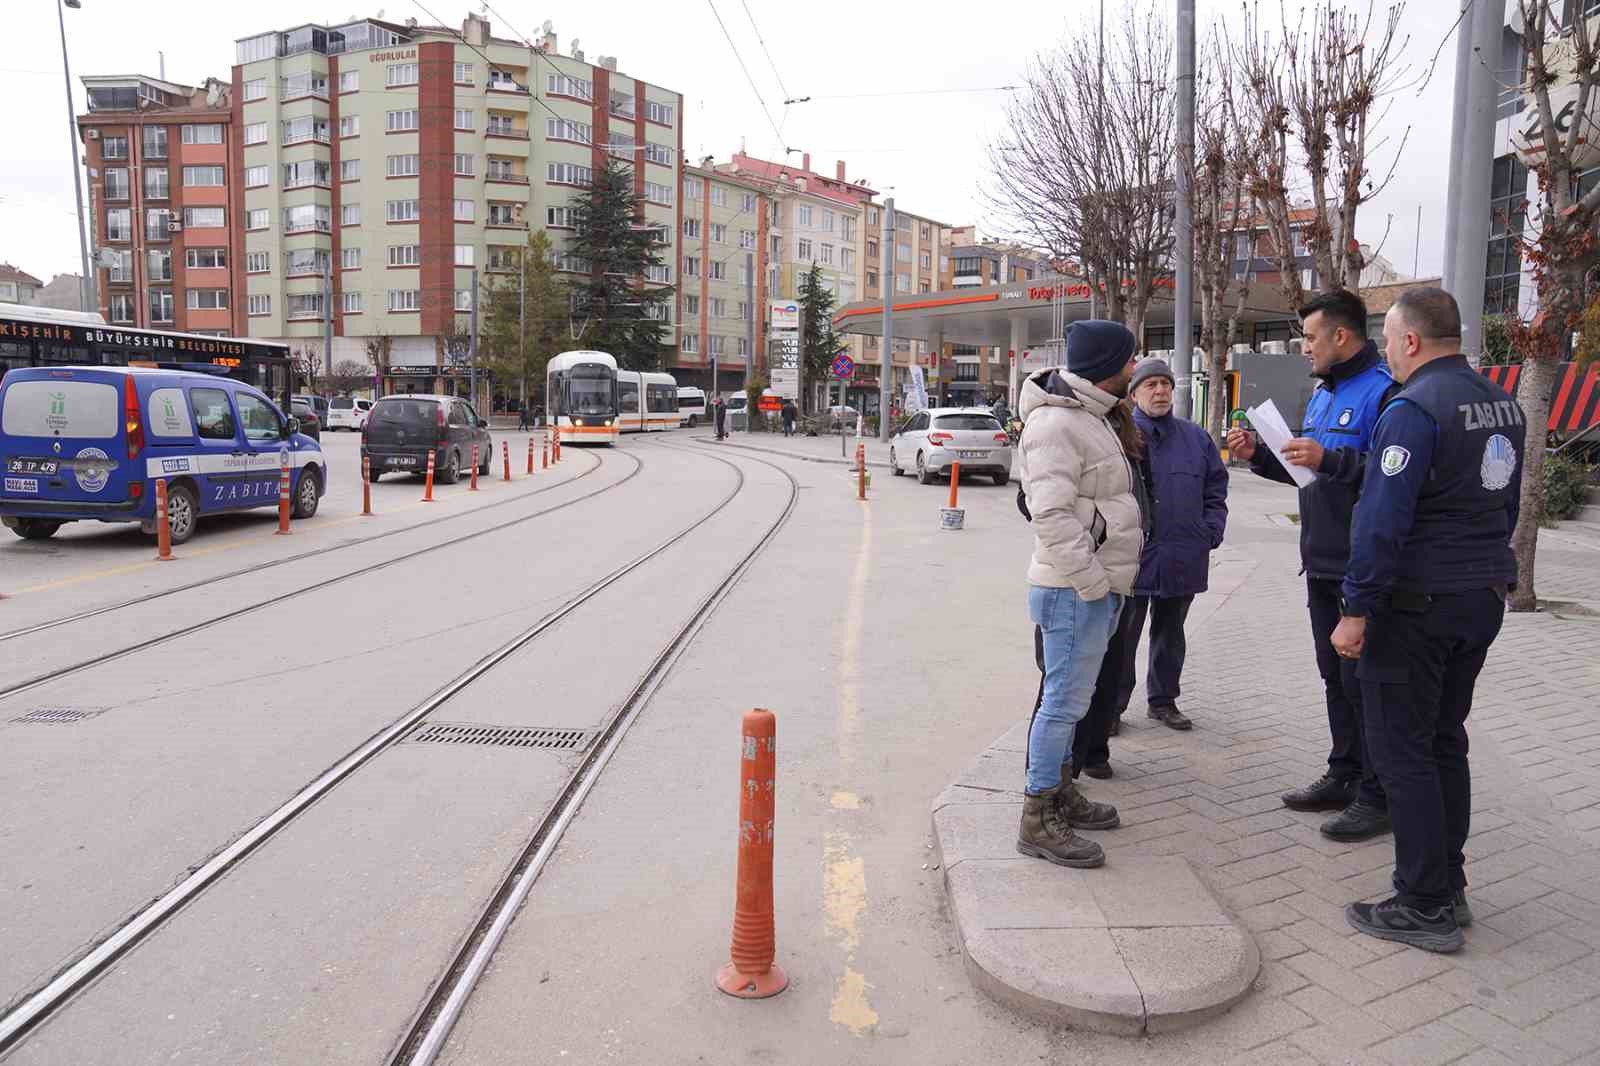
[4, 0, 1465, 288]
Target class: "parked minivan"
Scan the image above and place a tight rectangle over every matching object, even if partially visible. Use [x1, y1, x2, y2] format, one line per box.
[361, 394, 492, 483]
[292, 393, 330, 426]
[326, 395, 373, 432]
[1, 366, 326, 543]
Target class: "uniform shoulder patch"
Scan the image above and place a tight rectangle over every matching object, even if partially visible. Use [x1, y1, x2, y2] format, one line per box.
[1481, 434, 1518, 491]
[1337, 408, 1354, 427]
[1380, 445, 1411, 477]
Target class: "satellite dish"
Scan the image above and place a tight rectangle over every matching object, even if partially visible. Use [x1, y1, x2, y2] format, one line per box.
[542, 19, 553, 34]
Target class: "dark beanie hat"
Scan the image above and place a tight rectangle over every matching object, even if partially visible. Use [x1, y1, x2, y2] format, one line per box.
[1066, 320, 1137, 384]
[1129, 358, 1175, 392]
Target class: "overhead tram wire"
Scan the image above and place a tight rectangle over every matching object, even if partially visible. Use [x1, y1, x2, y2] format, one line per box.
[406, 0, 567, 125]
[704, 0, 788, 151]
[740, 0, 791, 103]
[782, 85, 1020, 103]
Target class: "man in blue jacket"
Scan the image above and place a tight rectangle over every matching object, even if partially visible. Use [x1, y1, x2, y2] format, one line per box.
[1111, 358, 1228, 736]
[1226, 289, 1395, 843]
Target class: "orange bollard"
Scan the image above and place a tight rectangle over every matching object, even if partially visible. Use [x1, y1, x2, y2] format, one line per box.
[542, 433, 549, 469]
[361, 455, 374, 516]
[275, 453, 292, 535]
[422, 450, 436, 502]
[856, 443, 866, 501]
[470, 444, 480, 491]
[716, 708, 788, 999]
[154, 478, 174, 561]
[502, 439, 511, 481]
[948, 461, 961, 508]
[554, 424, 562, 462]
[527, 437, 535, 475]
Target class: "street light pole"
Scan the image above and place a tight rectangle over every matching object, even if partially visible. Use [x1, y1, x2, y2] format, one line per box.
[879, 196, 895, 442]
[57, 0, 95, 315]
[1173, 0, 1196, 420]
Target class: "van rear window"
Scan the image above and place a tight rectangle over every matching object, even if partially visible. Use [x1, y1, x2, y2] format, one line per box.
[371, 399, 437, 427]
[331, 397, 354, 410]
[2, 379, 120, 439]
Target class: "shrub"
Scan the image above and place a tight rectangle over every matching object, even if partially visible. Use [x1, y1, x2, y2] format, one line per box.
[1542, 453, 1594, 526]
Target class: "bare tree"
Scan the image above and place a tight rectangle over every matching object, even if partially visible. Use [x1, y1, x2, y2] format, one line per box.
[1503, 0, 1600, 611]
[986, 0, 1175, 345]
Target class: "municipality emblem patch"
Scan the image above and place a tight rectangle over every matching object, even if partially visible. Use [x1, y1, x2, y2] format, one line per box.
[1380, 445, 1410, 477]
[1338, 408, 1354, 427]
[1481, 433, 1517, 491]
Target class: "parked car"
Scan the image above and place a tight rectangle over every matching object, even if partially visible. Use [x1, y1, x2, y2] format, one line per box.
[325, 395, 373, 432]
[888, 407, 1013, 486]
[361, 394, 492, 483]
[292, 393, 330, 426]
[290, 399, 322, 441]
[1, 366, 324, 544]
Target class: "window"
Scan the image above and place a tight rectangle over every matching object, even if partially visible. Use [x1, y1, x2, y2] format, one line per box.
[487, 247, 520, 272]
[341, 203, 361, 225]
[104, 168, 130, 200]
[107, 249, 134, 281]
[645, 142, 673, 165]
[247, 294, 271, 316]
[797, 204, 813, 227]
[683, 255, 700, 277]
[247, 251, 270, 273]
[821, 209, 834, 232]
[388, 289, 421, 311]
[488, 202, 519, 226]
[820, 243, 834, 265]
[685, 176, 702, 202]
[281, 203, 330, 233]
[109, 293, 135, 323]
[741, 192, 757, 213]
[546, 73, 593, 100]
[287, 292, 325, 319]
[341, 247, 360, 269]
[244, 122, 267, 145]
[708, 260, 726, 281]
[453, 199, 475, 222]
[897, 272, 911, 293]
[243, 165, 269, 188]
[897, 241, 911, 261]
[646, 100, 674, 124]
[841, 248, 855, 272]
[919, 280, 931, 293]
[770, 235, 781, 256]
[191, 388, 236, 439]
[185, 247, 227, 269]
[545, 117, 592, 143]
[101, 135, 128, 160]
[280, 72, 328, 101]
[387, 199, 420, 223]
[708, 335, 726, 356]
[454, 61, 474, 85]
[386, 153, 420, 177]
[709, 223, 727, 243]
[709, 297, 726, 318]
[386, 109, 419, 132]
[544, 206, 576, 229]
[244, 78, 267, 102]
[147, 249, 172, 282]
[547, 162, 593, 186]
[866, 269, 878, 289]
[842, 216, 856, 242]
[644, 181, 673, 206]
[739, 229, 756, 250]
[454, 153, 475, 176]
[895, 213, 911, 232]
[454, 245, 474, 266]
[284, 159, 331, 188]
[683, 218, 701, 239]
[186, 289, 229, 310]
[285, 248, 329, 275]
[342, 291, 363, 313]
[281, 116, 329, 145]
[646, 263, 671, 283]
[183, 206, 226, 228]
[683, 294, 700, 316]
[143, 167, 169, 200]
[680, 332, 697, 353]
[867, 207, 880, 227]
[388, 244, 421, 266]
[247, 208, 270, 230]
[1486, 153, 1529, 316]
[796, 238, 813, 261]
[148, 288, 174, 322]
[340, 115, 360, 138]
[454, 289, 472, 311]
[339, 70, 359, 93]
[710, 186, 727, 208]
[143, 126, 168, 160]
[867, 239, 880, 260]
[180, 124, 223, 146]
[341, 158, 361, 181]
[454, 108, 475, 131]
[386, 63, 418, 87]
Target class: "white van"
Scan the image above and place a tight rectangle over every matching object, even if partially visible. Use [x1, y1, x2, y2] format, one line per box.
[325, 396, 373, 431]
[677, 386, 707, 427]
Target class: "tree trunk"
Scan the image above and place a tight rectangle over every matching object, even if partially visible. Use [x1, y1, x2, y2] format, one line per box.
[1207, 346, 1230, 444]
[1508, 354, 1558, 612]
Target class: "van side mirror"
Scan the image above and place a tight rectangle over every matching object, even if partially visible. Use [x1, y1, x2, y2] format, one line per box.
[286, 417, 301, 437]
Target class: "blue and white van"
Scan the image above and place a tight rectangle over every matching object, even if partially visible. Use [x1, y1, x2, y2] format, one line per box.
[0, 366, 325, 544]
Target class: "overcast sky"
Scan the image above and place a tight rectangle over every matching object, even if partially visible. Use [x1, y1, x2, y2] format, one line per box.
[4, 0, 1464, 287]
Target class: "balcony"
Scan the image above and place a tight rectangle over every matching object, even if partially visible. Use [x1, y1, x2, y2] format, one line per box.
[485, 120, 529, 140]
[488, 69, 530, 95]
[486, 205, 525, 229]
[609, 94, 636, 120]
[486, 164, 528, 186]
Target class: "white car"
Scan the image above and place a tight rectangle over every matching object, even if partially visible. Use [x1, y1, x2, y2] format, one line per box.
[889, 407, 1013, 486]
[325, 396, 374, 431]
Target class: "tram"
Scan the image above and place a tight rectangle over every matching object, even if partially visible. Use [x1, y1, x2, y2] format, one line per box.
[0, 304, 293, 411]
[546, 349, 620, 445]
[617, 370, 680, 433]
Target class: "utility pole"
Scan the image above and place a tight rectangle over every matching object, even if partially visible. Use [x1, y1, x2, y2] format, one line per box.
[469, 267, 480, 407]
[745, 250, 754, 392]
[57, 0, 94, 315]
[879, 196, 895, 441]
[1173, 0, 1196, 419]
[518, 263, 527, 415]
[1442, 0, 1502, 366]
[322, 254, 333, 387]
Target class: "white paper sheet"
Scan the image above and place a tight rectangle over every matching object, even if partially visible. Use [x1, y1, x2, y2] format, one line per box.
[1247, 398, 1316, 489]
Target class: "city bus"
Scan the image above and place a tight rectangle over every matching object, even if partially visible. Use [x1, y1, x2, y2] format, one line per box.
[0, 304, 293, 410]
[545, 350, 619, 445]
[617, 370, 679, 433]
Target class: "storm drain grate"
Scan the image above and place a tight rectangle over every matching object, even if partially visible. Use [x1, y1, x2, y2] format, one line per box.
[12, 707, 107, 724]
[410, 722, 592, 751]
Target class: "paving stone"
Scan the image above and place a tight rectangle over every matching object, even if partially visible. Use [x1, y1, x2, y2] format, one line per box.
[1442, 1005, 1575, 1066]
[1526, 999, 1600, 1057]
[1367, 1018, 1484, 1066]
[1360, 978, 1469, 1033]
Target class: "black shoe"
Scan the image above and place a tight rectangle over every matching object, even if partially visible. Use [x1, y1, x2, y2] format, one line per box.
[1346, 896, 1464, 953]
[1084, 761, 1113, 780]
[1282, 773, 1356, 813]
[1108, 715, 1122, 737]
[1453, 889, 1473, 928]
[1147, 705, 1193, 731]
[1320, 800, 1393, 842]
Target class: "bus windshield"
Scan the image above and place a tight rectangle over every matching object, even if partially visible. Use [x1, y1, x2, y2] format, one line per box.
[567, 377, 613, 416]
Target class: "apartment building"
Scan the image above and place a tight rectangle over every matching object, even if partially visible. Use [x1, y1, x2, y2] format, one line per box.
[0, 265, 43, 306]
[75, 74, 238, 334]
[678, 163, 772, 393]
[230, 14, 682, 397]
[853, 201, 950, 405]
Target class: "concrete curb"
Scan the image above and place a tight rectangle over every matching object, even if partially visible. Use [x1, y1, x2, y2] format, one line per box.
[932, 734, 1259, 1036]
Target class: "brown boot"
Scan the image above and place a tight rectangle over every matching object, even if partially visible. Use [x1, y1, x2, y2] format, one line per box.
[1017, 786, 1106, 868]
[1058, 779, 1120, 830]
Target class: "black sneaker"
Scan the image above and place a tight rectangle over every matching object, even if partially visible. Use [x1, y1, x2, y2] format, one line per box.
[1345, 896, 1464, 954]
[1084, 761, 1113, 780]
[1147, 705, 1193, 731]
[1453, 889, 1473, 928]
[1319, 800, 1393, 842]
[1282, 773, 1356, 812]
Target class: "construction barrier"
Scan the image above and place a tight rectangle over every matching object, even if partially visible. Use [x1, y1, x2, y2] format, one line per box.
[422, 450, 436, 502]
[275, 452, 292, 535]
[716, 708, 788, 999]
[155, 478, 174, 561]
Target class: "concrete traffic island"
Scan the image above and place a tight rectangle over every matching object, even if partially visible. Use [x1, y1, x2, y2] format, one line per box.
[932, 726, 1260, 1036]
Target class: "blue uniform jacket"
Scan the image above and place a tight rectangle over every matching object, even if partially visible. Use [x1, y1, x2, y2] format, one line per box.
[1133, 408, 1229, 598]
[1250, 341, 1395, 580]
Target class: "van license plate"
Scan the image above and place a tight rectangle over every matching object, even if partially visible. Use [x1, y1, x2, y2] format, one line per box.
[388, 456, 416, 467]
[4, 477, 39, 493]
[8, 458, 58, 475]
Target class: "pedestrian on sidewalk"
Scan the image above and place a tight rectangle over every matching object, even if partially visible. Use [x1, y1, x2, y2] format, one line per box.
[713, 395, 728, 440]
[781, 399, 797, 437]
[1112, 359, 1229, 735]
[1226, 289, 1396, 844]
[517, 404, 529, 432]
[1014, 320, 1150, 870]
[1334, 287, 1522, 954]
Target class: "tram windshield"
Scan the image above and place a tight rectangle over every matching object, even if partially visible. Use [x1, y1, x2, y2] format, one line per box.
[566, 373, 614, 416]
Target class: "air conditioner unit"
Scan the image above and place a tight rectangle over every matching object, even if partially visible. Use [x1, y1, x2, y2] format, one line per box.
[1287, 338, 1304, 355]
[168, 220, 183, 232]
[1229, 343, 1252, 355]
[87, 129, 100, 140]
[1260, 340, 1288, 354]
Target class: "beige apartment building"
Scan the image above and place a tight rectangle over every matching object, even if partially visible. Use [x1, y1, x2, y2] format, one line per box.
[678, 163, 772, 394]
[855, 202, 948, 408]
[230, 14, 681, 398]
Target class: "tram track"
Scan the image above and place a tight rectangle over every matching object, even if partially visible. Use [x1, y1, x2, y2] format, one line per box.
[0, 443, 797, 1058]
[0, 449, 637, 704]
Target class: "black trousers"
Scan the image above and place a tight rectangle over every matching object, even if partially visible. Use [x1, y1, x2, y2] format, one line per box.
[1307, 577, 1387, 808]
[1115, 594, 1195, 713]
[1029, 597, 1133, 775]
[1359, 588, 1504, 910]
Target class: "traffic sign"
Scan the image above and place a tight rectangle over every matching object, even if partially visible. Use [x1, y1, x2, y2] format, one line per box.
[830, 354, 855, 379]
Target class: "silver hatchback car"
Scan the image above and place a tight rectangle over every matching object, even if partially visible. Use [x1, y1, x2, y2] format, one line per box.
[889, 407, 1013, 485]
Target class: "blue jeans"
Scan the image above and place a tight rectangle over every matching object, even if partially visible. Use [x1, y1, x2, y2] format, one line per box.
[1025, 585, 1123, 794]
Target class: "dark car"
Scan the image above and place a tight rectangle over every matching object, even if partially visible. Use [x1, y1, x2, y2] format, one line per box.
[362, 394, 492, 483]
[290, 399, 322, 441]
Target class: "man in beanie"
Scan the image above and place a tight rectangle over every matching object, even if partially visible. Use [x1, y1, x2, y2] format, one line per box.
[1106, 358, 1229, 741]
[1013, 320, 1150, 868]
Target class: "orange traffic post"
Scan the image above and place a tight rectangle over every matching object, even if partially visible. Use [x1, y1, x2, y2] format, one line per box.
[542, 430, 550, 469]
[469, 444, 480, 491]
[502, 439, 511, 481]
[154, 478, 174, 561]
[554, 424, 562, 462]
[422, 450, 436, 502]
[361, 455, 374, 516]
[275, 453, 292, 535]
[856, 443, 866, 501]
[716, 708, 788, 999]
[948, 461, 961, 508]
[526, 437, 535, 475]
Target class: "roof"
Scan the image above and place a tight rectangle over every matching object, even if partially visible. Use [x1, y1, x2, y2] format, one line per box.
[1360, 277, 1444, 315]
[719, 153, 876, 207]
[0, 264, 43, 287]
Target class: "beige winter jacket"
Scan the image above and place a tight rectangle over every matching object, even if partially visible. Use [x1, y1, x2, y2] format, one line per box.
[1016, 369, 1145, 600]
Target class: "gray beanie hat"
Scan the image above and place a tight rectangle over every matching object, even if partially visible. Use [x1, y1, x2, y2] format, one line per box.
[1129, 358, 1175, 392]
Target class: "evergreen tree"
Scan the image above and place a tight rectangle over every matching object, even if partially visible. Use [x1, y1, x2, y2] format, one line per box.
[480, 231, 570, 410]
[797, 263, 847, 413]
[565, 158, 674, 370]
